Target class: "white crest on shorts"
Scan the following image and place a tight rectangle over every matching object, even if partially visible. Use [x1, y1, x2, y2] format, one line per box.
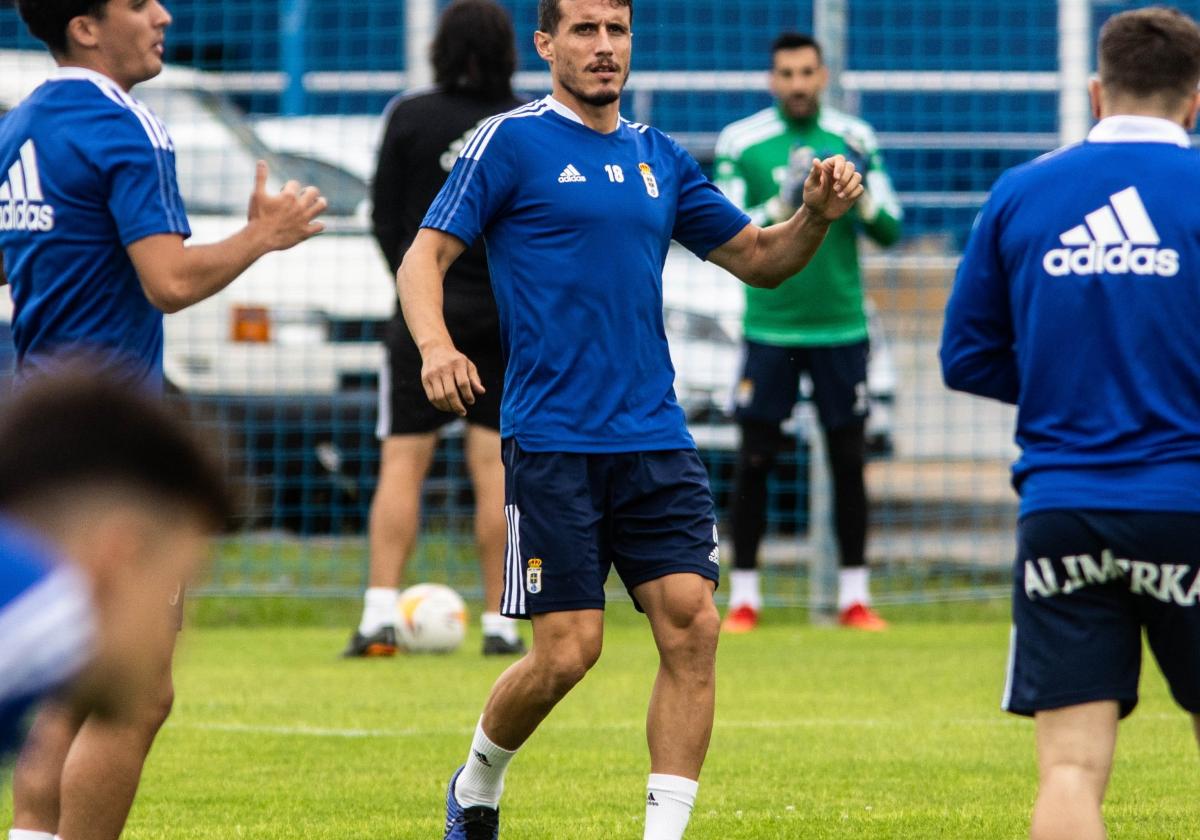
[526, 558, 543, 594]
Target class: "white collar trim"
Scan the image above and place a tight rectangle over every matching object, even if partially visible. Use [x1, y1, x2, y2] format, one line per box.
[540, 94, 625, 131]
[49, 66, 127, 92]
[541, 94, 585, 125]
[1087, 115, 1190, 148]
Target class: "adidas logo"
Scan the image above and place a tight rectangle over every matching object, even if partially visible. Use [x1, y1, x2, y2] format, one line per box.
[1042, 186, 1178, 278]
[647, 792, 659, 807]
[0, 140, 55, 233]
[557, 164, 587, 184]
[473, 750, 493, 767]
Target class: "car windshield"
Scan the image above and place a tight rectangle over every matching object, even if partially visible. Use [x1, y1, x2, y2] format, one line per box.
[134, 87, 366, 218]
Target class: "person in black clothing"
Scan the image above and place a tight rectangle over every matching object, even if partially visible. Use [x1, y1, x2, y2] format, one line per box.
[343, 0, 525, 657]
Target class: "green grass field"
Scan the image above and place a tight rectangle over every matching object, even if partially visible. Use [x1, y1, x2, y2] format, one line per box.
[5, 600, 1197, 839]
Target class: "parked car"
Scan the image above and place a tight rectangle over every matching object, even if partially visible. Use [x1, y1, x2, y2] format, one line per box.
[0, 50, 391, 531]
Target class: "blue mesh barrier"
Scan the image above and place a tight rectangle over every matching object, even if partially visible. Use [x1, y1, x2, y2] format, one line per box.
[2, 0, 1197, 604]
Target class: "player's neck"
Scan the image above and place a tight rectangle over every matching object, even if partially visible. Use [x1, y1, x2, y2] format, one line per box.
[549, 89, 620, 134]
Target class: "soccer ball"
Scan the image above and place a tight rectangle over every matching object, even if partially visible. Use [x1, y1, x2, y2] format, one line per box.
[396, 583, 467, 653]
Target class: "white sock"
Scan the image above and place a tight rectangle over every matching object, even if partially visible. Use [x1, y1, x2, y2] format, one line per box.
[644, 774, 698, 840]
[9, 831, 57, 840]
[358, 587, 398, 635]
[838, 567, 870, 611]
[454, 718, 517, 808]
[481, 612, 519, 643]
[728, 569, 761, 610]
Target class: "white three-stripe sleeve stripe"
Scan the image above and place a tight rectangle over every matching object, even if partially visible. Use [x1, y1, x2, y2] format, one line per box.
[88, 79, 185, 232]
[129, 97, 186, 232]
[461, 100, 545, 161]
[91, 82, 163, 149]
[428, 156, 482, 232]
[431, 104, 554, 231]
[0, 567, 95, 706]
[131, 101, 172, 150]
[19, 141, 42, 201]
[154, 146, 186, 233]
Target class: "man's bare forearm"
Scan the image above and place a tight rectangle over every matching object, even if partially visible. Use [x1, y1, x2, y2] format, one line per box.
[397, 247, 454, 355]
[130, 223, 276, 314]
[174, 224, 276, 308]
[741, 206, 833, 288]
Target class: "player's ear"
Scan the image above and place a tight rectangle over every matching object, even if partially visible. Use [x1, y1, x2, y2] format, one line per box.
[1087, 77, 1103, 121]
[64, 14, 102, 54]
[1184, 91, 1200, 132]
[534, 30, 553, 62]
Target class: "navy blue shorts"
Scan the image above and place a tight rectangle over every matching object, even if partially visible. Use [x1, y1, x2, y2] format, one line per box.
[1004, 509, 1200, 718]
[732, 339, 869, 430]
[499, 440, 720, 619]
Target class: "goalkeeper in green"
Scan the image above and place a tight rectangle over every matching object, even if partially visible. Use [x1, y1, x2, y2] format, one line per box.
[714, 32, 902, 632]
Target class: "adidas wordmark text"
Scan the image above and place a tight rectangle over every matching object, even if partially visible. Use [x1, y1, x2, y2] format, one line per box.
[558, 164, 587, 184]
[0, 140, 55, 233]
[1042, 186, 1177, 277]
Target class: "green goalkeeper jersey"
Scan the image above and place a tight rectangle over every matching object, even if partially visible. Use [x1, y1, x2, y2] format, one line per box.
[714, 104, 902, 346]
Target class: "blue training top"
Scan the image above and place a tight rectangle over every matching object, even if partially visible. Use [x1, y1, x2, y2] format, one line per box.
[941, 115, 1200, 515]
[0, 66, 190, 391]
[422, 96, 750, 453]
[0, 516, 93, 762]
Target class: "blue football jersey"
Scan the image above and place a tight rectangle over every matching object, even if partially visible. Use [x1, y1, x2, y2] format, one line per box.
[0, 516, 93, 762]
[0, 67, 190, 391]
[942, 116, 1200, 515]
[423, 96, 749, 453]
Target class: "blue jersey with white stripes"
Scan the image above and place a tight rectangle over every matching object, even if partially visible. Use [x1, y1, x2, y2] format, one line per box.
[0, 67, 190, 391]
[941, 116, 1200, 515]
[0, 516, 92, 762]
[422, 96, 749, 453]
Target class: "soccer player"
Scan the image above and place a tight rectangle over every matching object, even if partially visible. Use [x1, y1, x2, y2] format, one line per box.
[714, 33, 903, 634]
[940, 7, 1200, 839]
[0, 2, 325, 838]
[344, 0, 527, 660]
[399, 1, 862, 837]
[0, 369, 230, 769]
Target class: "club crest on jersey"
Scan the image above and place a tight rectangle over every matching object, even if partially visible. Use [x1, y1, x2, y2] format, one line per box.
[638, 163, 659, 198]
[526, 558, 543, 594]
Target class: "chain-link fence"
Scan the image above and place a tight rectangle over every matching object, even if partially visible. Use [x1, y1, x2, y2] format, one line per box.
[0, 0, 1185, 605]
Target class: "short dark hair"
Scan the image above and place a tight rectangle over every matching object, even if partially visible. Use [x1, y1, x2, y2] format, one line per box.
[0, 370, 233, 531]
[17, 0, 109, 56]
[537, 0, 633, 35]
[432, 0, 517, 99]
[1098, 6, 1200, 102]
[771, 32, 823, 63]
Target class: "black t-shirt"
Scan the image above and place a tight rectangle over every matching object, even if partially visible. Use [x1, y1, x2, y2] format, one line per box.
[371, 87, 524, 337]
